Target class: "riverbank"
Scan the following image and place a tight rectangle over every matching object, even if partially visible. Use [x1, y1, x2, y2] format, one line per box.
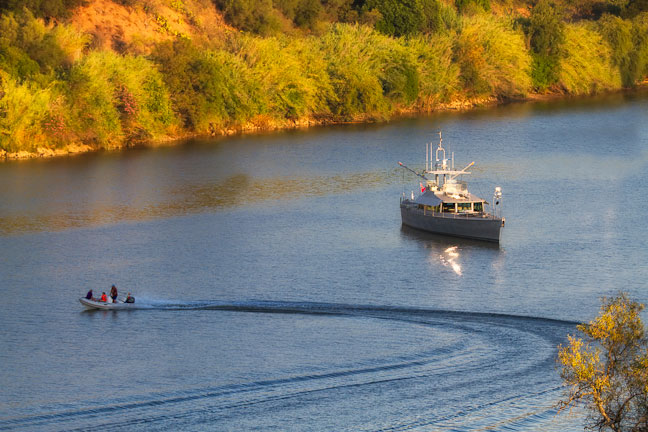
[3, 1, 648, 161]
[0, 87, 641, 162]
[1, 96, 499, 161]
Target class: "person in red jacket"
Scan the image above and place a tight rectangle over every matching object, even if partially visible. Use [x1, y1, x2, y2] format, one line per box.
[100, 292, 107, 302]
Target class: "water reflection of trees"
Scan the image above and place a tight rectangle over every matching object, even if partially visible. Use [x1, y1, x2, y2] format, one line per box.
[0, 170, 399, 235]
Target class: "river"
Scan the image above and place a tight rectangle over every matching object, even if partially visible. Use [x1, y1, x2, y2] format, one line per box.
[1, 91, 647, 431]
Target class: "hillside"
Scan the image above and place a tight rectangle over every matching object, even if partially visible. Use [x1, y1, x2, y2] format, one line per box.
[1, 0, 647, 159]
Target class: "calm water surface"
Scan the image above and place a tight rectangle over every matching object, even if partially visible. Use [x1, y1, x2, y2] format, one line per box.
[1, 91, 647, 431]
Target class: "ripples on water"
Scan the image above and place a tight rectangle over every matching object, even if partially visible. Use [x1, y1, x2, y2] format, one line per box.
[0, 301, 582, 431]
[2, 91, 648, 431]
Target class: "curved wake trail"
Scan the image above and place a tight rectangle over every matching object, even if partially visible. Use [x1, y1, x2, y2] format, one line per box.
[5, 300, 582, 431]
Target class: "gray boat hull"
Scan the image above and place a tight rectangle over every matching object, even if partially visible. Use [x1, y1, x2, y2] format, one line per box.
[400, 204, 503, 243]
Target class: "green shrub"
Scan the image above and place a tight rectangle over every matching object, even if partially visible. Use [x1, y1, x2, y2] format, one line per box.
[528, 0, 565, 90]
[0, 9, 86, 82]
[558, 22, 621, 93]
[67, 51, 176, 146]
[234, 35, 333, 119]
[456, 0, 491, 14]
[0, 0, 85, 19]
[154, 39, 257, 131]
[598, 14, 638, 86]
[0, 73, 55, 152]
[455, 15, 532, 97]
[422, 0, 460, 33]
[632, 12, 648, 81]
[407, 34, 460, 107]
[365, 0, 426, 36]
[213, 0, 284, 35]
[319, 24, 423, 117]
[294, 0, 322, 29]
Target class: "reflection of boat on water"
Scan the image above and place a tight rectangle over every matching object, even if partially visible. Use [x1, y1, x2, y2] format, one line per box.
[398, 132, 504, 243]
[400, 224, 500, 250]
[400, 225, 502, 275]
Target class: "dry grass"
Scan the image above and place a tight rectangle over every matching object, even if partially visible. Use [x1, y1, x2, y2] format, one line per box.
[68, 0, 231, 54]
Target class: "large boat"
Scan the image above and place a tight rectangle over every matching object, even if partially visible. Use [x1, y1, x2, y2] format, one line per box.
[398, 132, 504, 243]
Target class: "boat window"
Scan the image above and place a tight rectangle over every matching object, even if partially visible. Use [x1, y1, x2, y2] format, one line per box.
[457, 203, 471, 212]
[474, 202, 483, 212]
[442, 203, 456, 213]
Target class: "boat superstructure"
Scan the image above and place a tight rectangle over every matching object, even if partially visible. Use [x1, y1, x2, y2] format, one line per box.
[398, 132, 504, 242]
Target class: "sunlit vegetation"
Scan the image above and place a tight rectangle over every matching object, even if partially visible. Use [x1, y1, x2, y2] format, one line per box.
[455, 14, 532, 97]
[1, 0, 648, 155]
[558, 22, 622, 93]
[558, 293, 648, 432]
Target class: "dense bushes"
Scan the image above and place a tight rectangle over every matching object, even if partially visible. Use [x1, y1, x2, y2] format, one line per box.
[1, 0, 648, 154]
[153, 39, 257, 132]
[320, 24, 417, 117]
[67, 51, 176, 146]
[456, 15, 532, 97]
[558, 23, 621, 93]
[527, 0, 565, 91]
[0, 74, 57, 152]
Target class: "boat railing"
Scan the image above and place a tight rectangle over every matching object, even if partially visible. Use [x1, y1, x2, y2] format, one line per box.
[402, 203, 499, 220]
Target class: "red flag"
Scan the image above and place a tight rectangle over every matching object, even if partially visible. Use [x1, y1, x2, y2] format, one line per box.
[420, 182, 425, 193]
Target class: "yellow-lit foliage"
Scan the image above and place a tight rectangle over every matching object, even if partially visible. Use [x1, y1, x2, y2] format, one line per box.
[0, 73, 54, 152]
[50, 24, 91, 66]
[407, 33, 460, 108]
[558, 23, 622, 94]
[67, 51, 175, 147]
[235, 34, 334, 119]
[455, 14, 532, 98]
[558, 293, 648, 432]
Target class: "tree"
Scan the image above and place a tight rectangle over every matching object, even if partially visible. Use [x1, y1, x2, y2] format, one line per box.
[294, 0, 323, 29]
[558, 293, 648, 432]
[527, 0, 565, 91]
[364, 0, 425, 36]
[213, 0, 283, 35]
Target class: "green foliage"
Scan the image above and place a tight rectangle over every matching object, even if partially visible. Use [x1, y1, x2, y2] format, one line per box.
[531, 54, 560, 91]
[598, 14, 639, 86]
[154, 39, 257, 131]
[0, 0, 85, 19]
[528, 0, 565, 90]
[319, 24, 422, 118]
[456, 0, 491, 15]
[0, 73, 56, 152]
[235, 35, 333, 119]
[558, 293, 648, 432]
[455, 15, 532, 97]
[213, 0, 284, 35]
[631, 12, 648, 81]
[319, 25, 388, 117]
[67, 51, 176, 146]
[2, 0, 648, 154]
[558, 22, 622, 93]
[624, 0, 648, 18]
[294, 0, 323, 29]
[422, 0, 460, 33]
[361, 0, 454, 36]
[365, 0, 425, 36]
[529, 0, 565, 56]
[406, 34, 460, 107]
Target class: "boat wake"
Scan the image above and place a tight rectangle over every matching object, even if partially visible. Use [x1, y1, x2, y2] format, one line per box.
[33, 300, 582, 431]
